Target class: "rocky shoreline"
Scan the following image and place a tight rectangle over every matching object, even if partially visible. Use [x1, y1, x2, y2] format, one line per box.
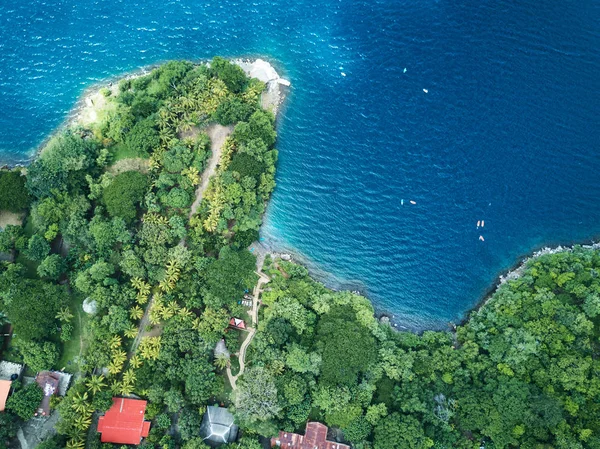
[460, 241, 600, 326]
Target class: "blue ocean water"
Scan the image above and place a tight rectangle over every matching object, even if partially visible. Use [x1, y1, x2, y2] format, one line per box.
[1, 0, 599, 329]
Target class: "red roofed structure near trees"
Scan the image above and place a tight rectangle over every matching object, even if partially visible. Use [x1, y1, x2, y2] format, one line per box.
[271, 422, 350, 449]
[97, 398, 151, 444]
[229, 317, 246, 330]
[0, 380, 11, 412]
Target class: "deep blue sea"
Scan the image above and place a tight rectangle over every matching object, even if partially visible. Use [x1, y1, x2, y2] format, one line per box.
[1, 0, 599, 329]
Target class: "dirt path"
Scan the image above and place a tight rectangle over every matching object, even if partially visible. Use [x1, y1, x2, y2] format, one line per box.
[227, 248, 270, 389]
[189, 124, 234, 219]
[129, 295, 155, 356]
[129, 125, 234, 357]
[76, 308, 84, 362]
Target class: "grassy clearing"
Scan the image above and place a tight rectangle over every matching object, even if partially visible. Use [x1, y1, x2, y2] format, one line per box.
[213, 373, 234, 405]
[109, 142, 147, 162]
[229, 356, 240, 377]
[57, 293, 89, 373]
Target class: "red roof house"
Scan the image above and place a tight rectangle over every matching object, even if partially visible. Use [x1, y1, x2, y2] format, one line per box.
[0, 380, 12, 412]
[271, 422, 350, 449]
[97, 398, 151, 444]
[229, 317, 247, 330]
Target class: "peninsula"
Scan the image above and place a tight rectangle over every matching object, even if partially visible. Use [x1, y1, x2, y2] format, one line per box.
[0, 58, 598, 449]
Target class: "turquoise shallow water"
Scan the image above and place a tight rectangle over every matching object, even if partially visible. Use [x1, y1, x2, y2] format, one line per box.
[1, 0, 599, 329]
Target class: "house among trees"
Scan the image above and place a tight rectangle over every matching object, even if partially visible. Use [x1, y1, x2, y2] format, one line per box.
[97, 398, 151, 444]
[34, 371, 60, 416]
[200, 406, 239, 445]
[271, 422, 350, 449]
[228, 317, 246, 330]
[0, 361, 22, 412]
[0, 379, 11, 411]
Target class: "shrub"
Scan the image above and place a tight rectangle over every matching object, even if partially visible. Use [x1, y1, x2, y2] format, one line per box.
[16, 340, 60, 373]
[213, 97, 255, 125]
[103, 171, 148, 222]
[155, 413, 172, 430]
[0, 171, 31, 212]
[26, 234, 50, 262]
[37, 254, 65, 280]
[125, 118, 160, 157]
[228, 152, 266, 180]
[164, 187, 191, 209]
[210, 57, 248, 93]
[6, 383, 44, 420]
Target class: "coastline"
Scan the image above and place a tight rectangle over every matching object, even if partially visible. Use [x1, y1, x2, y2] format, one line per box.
[461, 240, 600, 326]
[1, 56, 290, 169]
[262, 234, 600, 333]
[3, 57, 598, 334]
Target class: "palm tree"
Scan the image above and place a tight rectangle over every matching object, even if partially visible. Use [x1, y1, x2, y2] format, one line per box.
[124, 325, 138, 339]
[214, 353, 229, 370]
[123, 369, 136, 386]
[66, 439, 85, 449]
[108, 361, 123, 376]
[139, 336, 161, 361]
[178, 307, 193, 319]
[192, 317, 202, 331]
[74, 415, 92, 431]
[129, 306, 144, 321]
[112, 349, 127, 366]
[71, 391, 89, 413]
[119, 381, 134, 396]
[136, 292, 149, 305]
[182, 167, 200, 186]
[129, 355, 142, 369]
[55, 307, 74, 323]
[109, 335, 122, 350]
[165, 300, 179, 317]
[137, 281, 151, 297]
[110, 380, 122, 395]
[85, 375, 106, 395]
[149, 306, 163, 325]
[130, 277, 145, 290]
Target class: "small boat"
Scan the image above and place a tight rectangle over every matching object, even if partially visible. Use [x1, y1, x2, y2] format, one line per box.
[401, 199, 404, 205]
[423, 88, 428, 93]
[341, 72, 346, 77]
[477, 220, 481, 227]
[403, 68, 407, 73]
[482, 220, 485, 227]
[479, 235, 485, 242]
[410, 200, 417, 205]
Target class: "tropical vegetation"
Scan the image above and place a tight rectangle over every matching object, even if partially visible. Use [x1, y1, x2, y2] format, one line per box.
[0, 58, 598, 449]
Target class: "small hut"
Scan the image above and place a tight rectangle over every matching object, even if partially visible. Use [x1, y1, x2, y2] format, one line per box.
[228, 318, 246, 330]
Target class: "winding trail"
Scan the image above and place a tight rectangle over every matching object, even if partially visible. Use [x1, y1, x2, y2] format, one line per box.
[130, 124, 234, 357]
[226, 243, 270, 389]
[189, 124, 233, 219]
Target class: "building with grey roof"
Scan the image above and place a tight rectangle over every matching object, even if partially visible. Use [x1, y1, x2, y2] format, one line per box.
[200, 406, 238, 445]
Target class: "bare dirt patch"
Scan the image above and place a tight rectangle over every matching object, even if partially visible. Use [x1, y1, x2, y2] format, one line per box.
[0, 210, 23, 229]
[107, 157, 150, 175]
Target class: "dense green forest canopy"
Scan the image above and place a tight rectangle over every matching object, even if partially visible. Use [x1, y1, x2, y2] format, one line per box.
[0, 58, 598, 449]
